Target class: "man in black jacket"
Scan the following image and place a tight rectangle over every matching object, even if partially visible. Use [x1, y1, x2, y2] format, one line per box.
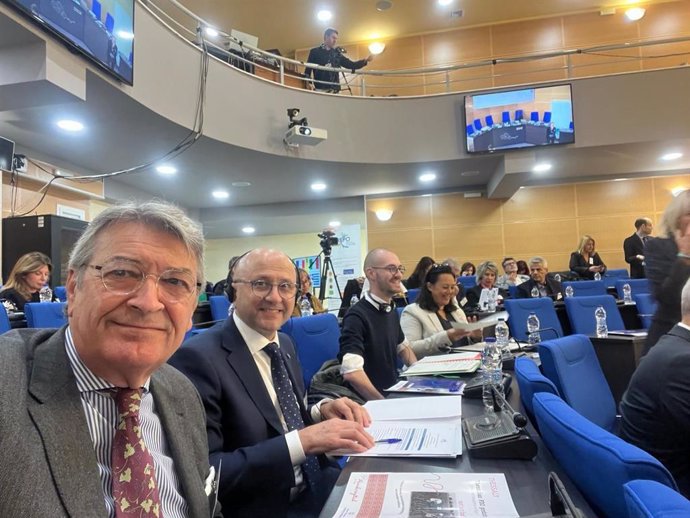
[304, 28, 373, 93]
[623, 217, 653, 278]
[517, 256, 563, 300]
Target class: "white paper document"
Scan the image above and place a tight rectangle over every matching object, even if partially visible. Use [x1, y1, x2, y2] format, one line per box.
[450, 311, 510, 332]
[332, 472, 519, 518]
[364, 396, 462, 421]
[403, 352, 481, 376]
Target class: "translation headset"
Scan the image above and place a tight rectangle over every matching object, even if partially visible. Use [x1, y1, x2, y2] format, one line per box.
[225, 250, 302, 303]
[364, 290, 392, 314]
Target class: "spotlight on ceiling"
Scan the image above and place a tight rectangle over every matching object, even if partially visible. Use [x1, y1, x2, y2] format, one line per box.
[329, 220, 341, 227]
[532, 162, 552, 173]
[56, 119, 85, 132]
[419, 172, 437, 182]
[661, 152, 683, 161]
[156, 165, 177, 175]
[375, 209, 393, 221]
[311, 182, 327, 192]
[212, 190, 229, 199]
[317, 10, 332, 21]
[241, 226, 255, 234]
[438, 0, 453, 6]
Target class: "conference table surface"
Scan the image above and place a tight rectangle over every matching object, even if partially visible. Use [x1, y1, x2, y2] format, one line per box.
[319, 374, 595, 517]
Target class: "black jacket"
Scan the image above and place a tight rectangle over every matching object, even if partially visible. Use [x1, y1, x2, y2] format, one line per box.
[569, 251, 607, 279]
[304, 45, 368, 92]
[623, 233, 647, 278]
[516, 277, 563, 300]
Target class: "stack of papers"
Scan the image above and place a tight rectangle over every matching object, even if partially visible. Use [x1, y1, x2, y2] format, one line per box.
[333, 472, 519, 518]
[450, 310, 509, 332]
[402, 352, 481, 376]
[386, 377, 466, 395]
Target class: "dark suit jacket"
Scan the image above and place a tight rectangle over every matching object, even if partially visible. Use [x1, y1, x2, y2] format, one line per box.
[620, 325, 690, 496]
[516, 277, 563, 300]
[0, 328, 215, 518]
[623, 233, 646, 278]
[169, 317, 338, 518]
[464, 285, 509, 309]
[569, 251, 607, 279]
[645, 236, 690, 352]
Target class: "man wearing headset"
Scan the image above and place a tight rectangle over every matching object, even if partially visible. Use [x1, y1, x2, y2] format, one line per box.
[169, 248, 374, 518]
[339, 248, 418, 400]
[304, 27, 373, 93]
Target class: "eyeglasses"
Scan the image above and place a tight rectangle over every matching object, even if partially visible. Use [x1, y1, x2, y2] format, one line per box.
[86, 260, 200, 303]
[370, 265, 406, 275]
[233, 279, 300, 299]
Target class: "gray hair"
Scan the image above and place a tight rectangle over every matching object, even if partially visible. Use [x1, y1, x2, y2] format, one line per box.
[659, 190, 690, 236]
[442, 257, 460, 271]
[529, 256, 548, 268]
[69, 201, 205, 285]
[476, 260, 499, 280]
[682, 278, 690, 316]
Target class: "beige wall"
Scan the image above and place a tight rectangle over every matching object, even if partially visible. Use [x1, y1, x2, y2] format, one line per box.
[367, 174, 690, 274]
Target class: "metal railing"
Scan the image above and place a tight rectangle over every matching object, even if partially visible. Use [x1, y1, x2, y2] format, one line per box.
[144, 0, 690, 97]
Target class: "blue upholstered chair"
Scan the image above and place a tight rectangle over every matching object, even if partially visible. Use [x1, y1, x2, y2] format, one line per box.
[406, 288, 420, 304]
[485, 115, 495, 127]
[514, 357, 559, 428]
[501, 111, 510, 125]
[633, 293, 657, 330]
[54, 286, 67, 302]
[543, 111, 552, 124]
[514, 109, 524, 122]
[473, 118, 482, 132]
[561, 280, 607, 297]
[533, 392, 677, 518]
[457, 276, 477, 289]
[24, 302, 67, 328]
[466, 123, 474, 136]
[279, 313, 340, 390]
[530, 111, 540, 123]
[616, 278, 650, 299]
[624, 480, 690, 518]
[507, 284, 519, 299]
[91, 0, 102, 19]
[0, 304, 10, 334]
[538, 334, 617, 431]
[604, 268, 630, 289]
[504, 297, 563, 342]
[209, 295, 230, 321]
[569, 121, 574, 130]
[564, 294, 625, 335]
[105, 13, 115, 33]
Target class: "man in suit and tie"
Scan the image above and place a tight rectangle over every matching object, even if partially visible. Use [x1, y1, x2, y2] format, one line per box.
[623, 217, 653, 278]
[0, 201, 219, 517]
[169, 248, 374, 518]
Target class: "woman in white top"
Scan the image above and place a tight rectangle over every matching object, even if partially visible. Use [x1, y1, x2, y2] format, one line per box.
[401, 264, 481, 359]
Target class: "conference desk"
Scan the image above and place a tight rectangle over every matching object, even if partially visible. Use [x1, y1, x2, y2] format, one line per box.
[470, 123, 551, 152]
[319, 378, 595, 517]
[554, 300, 642, 336]
[590, 334, 646, 405]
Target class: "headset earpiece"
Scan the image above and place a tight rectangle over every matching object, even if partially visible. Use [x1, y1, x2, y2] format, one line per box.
[379, 302, 392, 314]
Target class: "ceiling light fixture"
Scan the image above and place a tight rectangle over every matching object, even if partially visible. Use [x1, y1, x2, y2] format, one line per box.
[368, 42, 386, 55]
[375, 0, 393, 11]
[375, 209, 393, 221]
[438, 0, 453, 6]
[212, 190, 229, 199]
[329, 220, 341, 227]
[231, 181, 252, 187]
[625, 7, 646, 21]
[317, 10, 332, 21]
[311, 182, 327, 192]
[419, 172, 437, 182]
[661, 152, 683, 161]
[156, 165, 177, 175]
[56, 119, 84, 132]
[241, 226, 255, 234]
[532, 163, 552, 173]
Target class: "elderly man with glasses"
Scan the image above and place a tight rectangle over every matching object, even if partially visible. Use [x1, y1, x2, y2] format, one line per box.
[339, 248, 418, 401]
[169, 248, 374, 518]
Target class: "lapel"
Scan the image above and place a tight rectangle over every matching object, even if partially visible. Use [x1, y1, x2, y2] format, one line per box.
[150, 371, 209, 518]
[668, 325, 690, 343]
[425, 308, 443, 333]
[222, 318, 285, 434]
[27, 329, 108, 518]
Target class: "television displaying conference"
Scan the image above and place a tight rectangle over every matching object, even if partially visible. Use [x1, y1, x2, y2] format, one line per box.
[464, 84, 574, 154]
[4, 0, 135, 84]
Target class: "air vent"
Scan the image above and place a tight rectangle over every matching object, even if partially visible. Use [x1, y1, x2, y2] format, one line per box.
[451, 9, 463, 18]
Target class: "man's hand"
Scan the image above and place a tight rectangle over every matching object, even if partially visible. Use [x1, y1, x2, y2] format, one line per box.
[320, 397, 372, 427]
[298, 419, 375, 455]
[366, 54, 374, 63]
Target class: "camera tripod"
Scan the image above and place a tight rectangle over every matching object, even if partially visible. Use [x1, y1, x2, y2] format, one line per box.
[309, 250, 343, 302]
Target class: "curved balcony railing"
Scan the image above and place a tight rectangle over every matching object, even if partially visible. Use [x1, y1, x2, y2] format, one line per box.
[145, 0, 690, 97]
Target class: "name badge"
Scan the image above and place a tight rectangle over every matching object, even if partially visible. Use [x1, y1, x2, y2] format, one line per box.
[588, 257, 594, 265]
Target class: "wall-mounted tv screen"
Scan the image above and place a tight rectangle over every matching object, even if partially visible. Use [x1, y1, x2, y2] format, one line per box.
[3, 0, 134, 84]
[464, 84, 574, 154]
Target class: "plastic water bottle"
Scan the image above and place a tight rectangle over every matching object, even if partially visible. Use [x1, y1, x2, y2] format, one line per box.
[554, 273, 562, 283]
[482, 337, 504, 412]
[527, 312, 541, 346]
[595, 305, 608, 338]
[486, 289, 497, 313]
[565, 285, 574, 298]
[299, 296, 313, 317]
[350, 294, 359, 307]
[530, 286, 539, 298]
[594, 272, 602, 281]
[622, 283, 633, 304]
[495, 318, 510, 357]
[39, 285, 52, 303]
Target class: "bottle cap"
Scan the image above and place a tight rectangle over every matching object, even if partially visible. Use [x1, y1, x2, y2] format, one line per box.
[485, 337, 496, 342]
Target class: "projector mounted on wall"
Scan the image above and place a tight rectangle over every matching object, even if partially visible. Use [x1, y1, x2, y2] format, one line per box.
[284, 125, 328, 147]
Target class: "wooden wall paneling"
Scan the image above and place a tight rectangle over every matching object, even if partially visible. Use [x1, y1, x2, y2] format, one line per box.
[492, 57, 568, 88]
[568, 48, 642, 78]
[434, 224, 504, 267]
[562, 12, 640, 48]
[640, 41, 690, 70]
[366, 196, 432, 231]
[638, 1, 690, 40]
[503, 219, 579, 260]
[578, 214, 645, 269]
[422, 27, 493, 64]
[362, 36, 425, 96]
[424, 67, 494, 95]
[575, 178, 655, 217]
[431, 194, 503, 228]
[491, 17, 564, 56]
[502, 184, 577, 222]
[653, 174, 690, 212]
[367, 228, 434, 265]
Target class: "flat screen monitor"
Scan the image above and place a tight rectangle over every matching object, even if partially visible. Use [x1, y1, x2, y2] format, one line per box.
[2, 0, 134, 84]
[464, 84, 574, 154]
[0, 136, 15, 172]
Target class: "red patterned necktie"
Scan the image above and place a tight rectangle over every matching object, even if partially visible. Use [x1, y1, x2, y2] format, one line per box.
[111, 388, 163, 517]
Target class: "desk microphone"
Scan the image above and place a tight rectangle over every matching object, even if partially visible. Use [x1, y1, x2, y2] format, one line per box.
[491, 384, 528, 428]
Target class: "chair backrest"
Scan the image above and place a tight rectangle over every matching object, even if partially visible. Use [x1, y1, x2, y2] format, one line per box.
[485, 114, 494, 127]
[466, 123, 474, 136]
[564, 294, 625, 335]
[616, 278, 651, 299]
[501, 111, 510, 124]
[604, 268, 630, 289]
[561, 280, 607, 297]
[24, 302, 67, 328]
[538, 334, 616, 431]
[514, 357, 559, 427]
[515, 109, 524, 121]
[473, 118, 482, 132]
[504, 297, 563, 342]
[54, 286, 67, 302]
[406, 288, 420, 304]
[105, 13, 115, 33]
[91, 0, 102, 19]
[457, 276, 477, 289]
[530, 111, 539, 123]
[624, 480, 690, 518]
[279, 313, 340, 390]
[533, 392, 677, 518]
[507, 284, 519, 299]
[209, 295, 230, 321]
[0, 304, 11, 334]
[543, 111, 552, 123]
[633, 293, 657, 330]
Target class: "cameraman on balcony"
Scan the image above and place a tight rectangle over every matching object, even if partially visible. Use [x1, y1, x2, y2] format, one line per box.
[305, 28, 373, 93]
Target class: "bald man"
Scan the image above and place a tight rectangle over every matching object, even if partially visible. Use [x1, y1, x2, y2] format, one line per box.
[170, 249, 374, 518]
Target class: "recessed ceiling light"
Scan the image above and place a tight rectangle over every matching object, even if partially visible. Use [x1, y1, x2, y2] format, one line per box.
[613, 178, 627, 182]
[661, 152, 683, 161]
[419, 172, 436, 182]
[329, 220, 341, 227]
[438, 0, 453, 6]
[311, 182, 327, 191]
[375, 209, 393, 221]
[156, 165, 177, 175]
[368, 42, 386, 55]
[317, 10, 332, 21]
[56, 119, 84, 132]
[461, 170, 480, 177]
[116, 30, 134, 40]
[625, 7, 646, 21]
[376, 0, 393, 11]
[231, 181, 251, 187]
[204, 27, 219, 37]
[241, 226, 255, 234]
[532, 163, 552, 173]
[212, 190, 229, 199]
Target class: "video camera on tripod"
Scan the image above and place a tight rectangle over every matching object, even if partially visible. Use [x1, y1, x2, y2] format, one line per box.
[318, 230, 339, 255]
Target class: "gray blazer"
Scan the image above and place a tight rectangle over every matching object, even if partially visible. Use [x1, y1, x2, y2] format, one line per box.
[401, 303, 470, 359]
[0, 328, 216, 518]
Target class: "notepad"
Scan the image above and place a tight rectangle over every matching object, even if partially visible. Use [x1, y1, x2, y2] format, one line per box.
[402, 351, 481, 376]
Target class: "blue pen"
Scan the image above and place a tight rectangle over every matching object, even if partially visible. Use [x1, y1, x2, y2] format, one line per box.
[375, 438, 403, 444]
